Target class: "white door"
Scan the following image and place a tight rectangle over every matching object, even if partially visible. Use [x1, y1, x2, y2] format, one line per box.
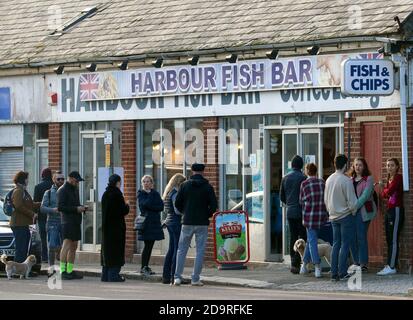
[80, 132, 105, 252]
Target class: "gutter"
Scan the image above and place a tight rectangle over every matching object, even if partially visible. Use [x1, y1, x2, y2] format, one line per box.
[0, 35, 403, 69]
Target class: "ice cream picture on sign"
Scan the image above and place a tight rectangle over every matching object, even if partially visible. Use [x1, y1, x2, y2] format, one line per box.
[218, 221, 246, 261]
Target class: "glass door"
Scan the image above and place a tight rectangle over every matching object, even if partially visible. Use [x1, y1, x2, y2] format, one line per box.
[300, 129, 321, 176]
[80, 133, 105, 251]
[281, 131, 298, 260]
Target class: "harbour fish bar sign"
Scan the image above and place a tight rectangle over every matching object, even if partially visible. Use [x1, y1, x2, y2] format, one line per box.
[341, 59, 394, 96]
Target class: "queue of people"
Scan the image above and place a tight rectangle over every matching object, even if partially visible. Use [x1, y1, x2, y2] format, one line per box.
[4, 154, 403, 284]
[281, 154, 404, 280]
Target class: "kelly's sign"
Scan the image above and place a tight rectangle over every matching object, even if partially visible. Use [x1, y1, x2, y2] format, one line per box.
[74, 53, 381, 101]
[341, 59, 394, 96]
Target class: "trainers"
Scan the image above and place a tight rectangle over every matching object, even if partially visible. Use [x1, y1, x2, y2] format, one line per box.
[140, 266, 152, 276]
[377, 265, 396, 276]
[146, 267, 156, 275]
[191, 280, 204, 286]
[376, 265, 389, 275]
[290, 266, 299, 274]
[62, 272, 74, 280]
[339, 273, 353, 281]
[299, 264, 309, 275]
[173, 278, 182, 286]
[331, 275, 340, 282]
[314, 265, 322, 278]
[361, 266, 368, 273]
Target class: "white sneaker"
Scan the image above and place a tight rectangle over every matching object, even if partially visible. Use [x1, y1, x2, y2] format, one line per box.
[376, 265, 389, 275]
[377, 266, 396, 276]
[173, 278, 182, 286]
[191, 280, 204, 286]
[315, 265, 322, 278]
[299, 264, 309, 274]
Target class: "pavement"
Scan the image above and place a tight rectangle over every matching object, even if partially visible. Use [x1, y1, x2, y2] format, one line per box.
[0, 274, 411, 300]
[38, 262, 413, 298]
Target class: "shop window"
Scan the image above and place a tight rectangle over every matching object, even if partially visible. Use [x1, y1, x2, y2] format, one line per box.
[109, 121, 122, 167]
[37, 124, 49, 140]
[95, 122, 107, 131]
[82, 123, 93, 131]
[143, 120, 161, 191]
[320, 114, 339, 124]
[67, 123, 80, 173]
[224, 117, 243, 211]
[282, 115, 298, 126]
[162, 120, 185, 188]
[322, 127, 337, 181]
[23, 125, 36, 194]
[185, 118, 203, 174]
[266, 115, 280, 126]
[244, 116, 264, 224]
[300, 114, 318, 125]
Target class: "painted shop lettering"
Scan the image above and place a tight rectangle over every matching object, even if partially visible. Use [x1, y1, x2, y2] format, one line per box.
[280, 88, 380, 108]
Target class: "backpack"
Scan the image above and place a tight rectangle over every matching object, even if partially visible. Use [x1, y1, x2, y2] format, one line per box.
[3, 188, 16, 216]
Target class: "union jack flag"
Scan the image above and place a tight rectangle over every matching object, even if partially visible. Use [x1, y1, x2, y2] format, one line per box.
[79, 73, 100, 100]
[358, 53, 384, 60]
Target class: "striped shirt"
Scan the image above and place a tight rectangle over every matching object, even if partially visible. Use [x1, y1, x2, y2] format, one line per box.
[299, 177, 328, 229]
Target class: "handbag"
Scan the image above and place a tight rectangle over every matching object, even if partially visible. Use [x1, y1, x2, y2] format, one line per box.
[134, 214, 147, 232]
[133, 196, 146, 232]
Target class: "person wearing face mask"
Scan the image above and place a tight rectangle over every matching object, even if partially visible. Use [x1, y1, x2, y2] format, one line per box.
[40, 170, 66, 277]
[10, 171, 41, 264]
[137, 175, 164, 276]
[101, 174, 130, 282]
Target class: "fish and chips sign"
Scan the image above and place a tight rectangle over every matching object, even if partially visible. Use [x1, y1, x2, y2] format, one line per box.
[76, 52, 381, 101]
[341, 59, 394, 96]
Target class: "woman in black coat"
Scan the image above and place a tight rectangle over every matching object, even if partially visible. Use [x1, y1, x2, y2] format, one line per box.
[137, 175, 164, 276]
[101, 174, 130, 282]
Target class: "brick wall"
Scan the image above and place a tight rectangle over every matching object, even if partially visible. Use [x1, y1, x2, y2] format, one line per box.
[121, 121, 137, 261]
[48, 123, 62, 172]
[202, 117, 220, 262]
[344, 108, 413, 272]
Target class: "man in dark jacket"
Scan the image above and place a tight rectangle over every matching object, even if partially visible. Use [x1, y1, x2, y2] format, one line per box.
[34, 168, 53, 262]
[173, 163, 218, 286]
[56, 171, 87, 280]
[280, 155, 307, 274]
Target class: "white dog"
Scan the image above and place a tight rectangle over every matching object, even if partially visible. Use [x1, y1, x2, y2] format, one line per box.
[293, 238, 332, 271]
[0, 254, 37, 280]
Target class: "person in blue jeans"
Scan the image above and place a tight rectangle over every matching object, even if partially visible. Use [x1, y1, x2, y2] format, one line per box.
[173, 163, 218, 286]
[324, 154, 360, 281]
[41, 171, 66, 277]
[348, 158, 377, 273]
[161, 173, 186, 284]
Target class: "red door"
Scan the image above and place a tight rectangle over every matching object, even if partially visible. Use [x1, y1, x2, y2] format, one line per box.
[361, 122, 383, 264]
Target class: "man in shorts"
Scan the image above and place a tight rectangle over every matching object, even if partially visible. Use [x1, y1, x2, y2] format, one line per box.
[40, 170, 65, 277]
[56, 171, 87, 280]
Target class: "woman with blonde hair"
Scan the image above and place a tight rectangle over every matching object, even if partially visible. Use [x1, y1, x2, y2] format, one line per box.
[137, 175, 164, 276]
[161, 173, 187, 284]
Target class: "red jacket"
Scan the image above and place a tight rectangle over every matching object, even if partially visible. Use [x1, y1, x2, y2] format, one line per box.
[381, 173, 403, 209]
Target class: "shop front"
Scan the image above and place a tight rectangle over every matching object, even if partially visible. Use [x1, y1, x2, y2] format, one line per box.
[45, 50, 401, 263]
